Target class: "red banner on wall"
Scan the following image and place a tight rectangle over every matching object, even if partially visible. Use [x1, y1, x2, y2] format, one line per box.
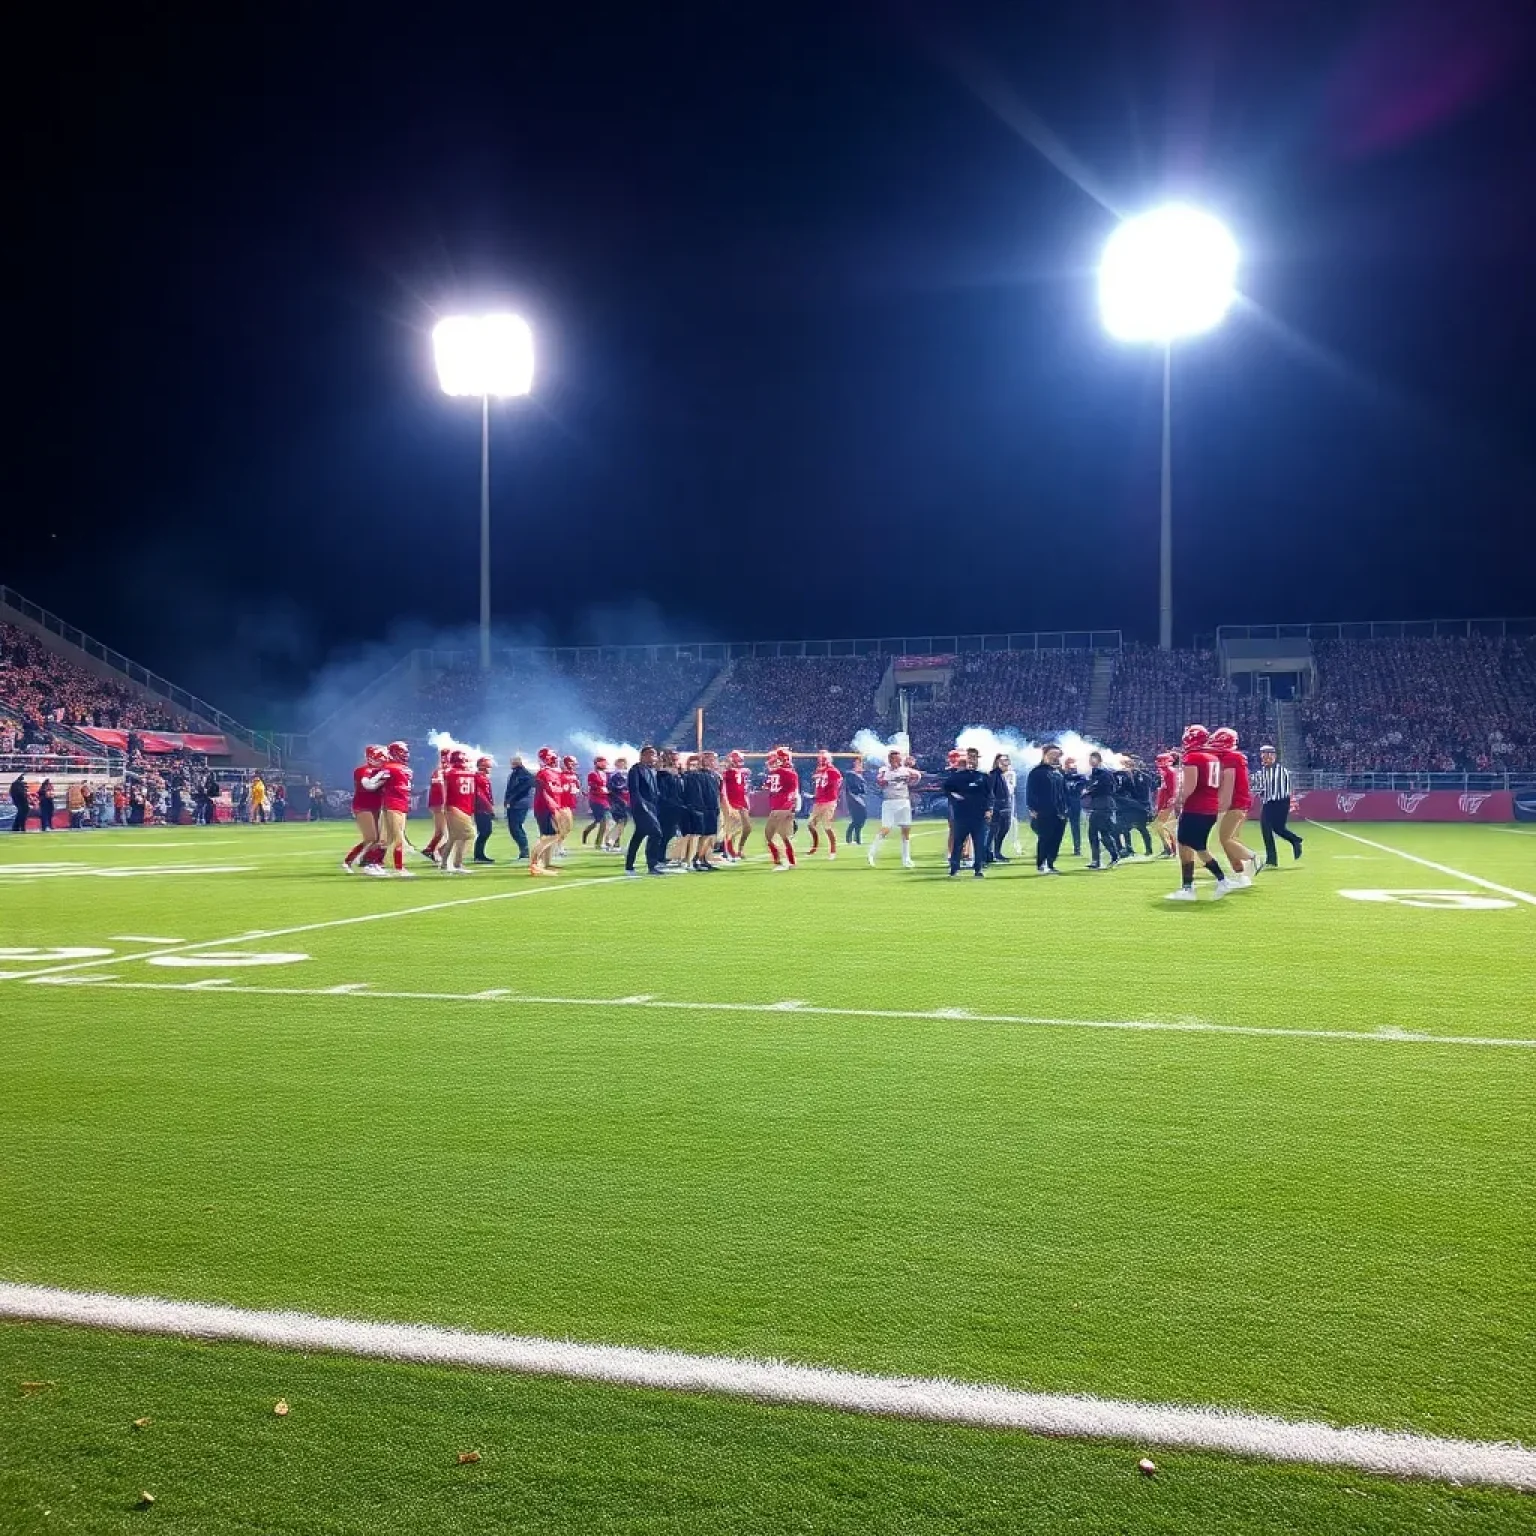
[894, 655, 956, 671]
[78, 728, 230, 755]
[1295, 790, 1513, 822]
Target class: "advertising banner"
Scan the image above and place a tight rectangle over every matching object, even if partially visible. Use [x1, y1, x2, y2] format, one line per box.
[78, 728, 230, 755]
[1295, 790, 1514, 822]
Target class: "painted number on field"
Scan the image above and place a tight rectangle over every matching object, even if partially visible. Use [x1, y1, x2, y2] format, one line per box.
[146, 952, 311, 969]
[1339, 889, 1516, 911]
[0, 946, 115, 979]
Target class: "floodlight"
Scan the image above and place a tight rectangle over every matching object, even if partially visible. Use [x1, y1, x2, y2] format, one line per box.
[1098, 206, 1238, 344]
[433, 313, 535, 399]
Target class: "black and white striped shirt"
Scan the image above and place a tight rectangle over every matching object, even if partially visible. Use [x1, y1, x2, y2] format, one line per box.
[1254, 763, 1292, 803]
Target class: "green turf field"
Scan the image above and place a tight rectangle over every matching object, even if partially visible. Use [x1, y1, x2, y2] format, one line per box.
[2, 818, 1533, 1532]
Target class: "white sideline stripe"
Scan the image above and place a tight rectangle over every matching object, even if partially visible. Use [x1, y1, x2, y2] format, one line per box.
[0, 874, 635, 985]
[110, 935, 185, 944]
[0, 1283, 1529, 1489]
[1306, 823, 1536, 907]
[23, 978, 1536, 1049]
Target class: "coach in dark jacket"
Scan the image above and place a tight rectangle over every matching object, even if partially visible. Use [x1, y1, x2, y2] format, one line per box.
[1025, 745, 1068, 873]
[944, 747, 991, 878]
[503, 756, 533, 860]
[986, 755, 1014, 863]
[1061, 758, 1085, 856]
[9, 774, 28, 832]
[1083, 753, 1120, 869]
[1114, 763, 1155, 858]
[625, 746, 667, 875]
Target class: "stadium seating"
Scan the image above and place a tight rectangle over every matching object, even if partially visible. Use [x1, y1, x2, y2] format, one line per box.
[1102, 647, 1270, 762]
[1, 621, 193, 738]
[701, 656, 886, 751]
[1301, 637, 1536, 772]
[908, 651, 1097, 750]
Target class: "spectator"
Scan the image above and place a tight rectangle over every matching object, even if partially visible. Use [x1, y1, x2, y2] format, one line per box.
[9, 773, 28, 831]
[37, 776, 56, 831]
[272, 781, 288, 822]
[309, 781, 325, 820]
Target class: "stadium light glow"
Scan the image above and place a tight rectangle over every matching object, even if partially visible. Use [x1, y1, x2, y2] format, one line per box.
[1098, 205, 1238, 649]
[432, 313, 535, 670]
[1098, 205, 1238, 343]
[432, 313, 535, 399]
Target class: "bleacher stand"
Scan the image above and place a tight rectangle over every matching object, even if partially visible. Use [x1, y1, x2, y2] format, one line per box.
[1301, 637, 1536, 773]
[703, 657, 886, 751]
[910, 651, 1097, 750]
[1103, 647, 1269, 762]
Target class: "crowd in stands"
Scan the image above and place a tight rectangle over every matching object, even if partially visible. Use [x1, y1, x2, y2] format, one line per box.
[1103, 647, 1271, 764]
[910, 651, 1097, 750]
[1301, 637, 1536, 773]
[1, 621, 193, 739]
[704, 656, 886, 751]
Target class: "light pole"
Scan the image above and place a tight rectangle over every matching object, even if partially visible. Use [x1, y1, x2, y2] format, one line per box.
[1099, 205, 1238, 649]
[432, 314, 535, 670]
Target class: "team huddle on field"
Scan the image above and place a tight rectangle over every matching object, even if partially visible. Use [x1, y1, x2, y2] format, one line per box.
[336, 725, 1292, 899]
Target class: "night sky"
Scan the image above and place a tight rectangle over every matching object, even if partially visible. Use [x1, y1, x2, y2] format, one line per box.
[11, 1, 1535, 722]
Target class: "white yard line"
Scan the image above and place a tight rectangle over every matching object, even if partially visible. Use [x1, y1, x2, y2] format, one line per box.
[0, 1282, 1529, 1489]
[0, 874, 633, 984]
[1305, 823, 1536, 907]
[24, 978, 1536, 1049]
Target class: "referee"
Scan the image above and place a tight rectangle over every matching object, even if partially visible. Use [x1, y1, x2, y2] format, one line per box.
[1256, 745, 1304, 866]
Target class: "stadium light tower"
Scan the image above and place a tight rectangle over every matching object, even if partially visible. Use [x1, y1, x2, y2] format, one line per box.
[432, 314, 535, 670]
[1099, 205, 1238, 649]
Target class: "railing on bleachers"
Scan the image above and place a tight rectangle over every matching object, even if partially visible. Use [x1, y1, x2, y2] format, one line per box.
[1, 585, 284, 763]
[1218, 617, 1536, 642]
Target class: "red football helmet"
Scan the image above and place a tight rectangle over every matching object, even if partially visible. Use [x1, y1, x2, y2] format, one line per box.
[1208, 727, 1239, 751]
[476, 756, 492, 771]
[817, 749, 832, 765]
[438, 746, 452, 763]
[728, 750, 744, 766]
[561, 755, 577, 770]
[449, 749, 469, 768]
[1181, 724, 1210, 750]
[593, 755, 608, 770]
[947, 749, 964, 765]
[364, 744, 387, 766]
[386, 740, 410, 762]
[538, 746, 557, 766]
[1154, 751, 1175, 766]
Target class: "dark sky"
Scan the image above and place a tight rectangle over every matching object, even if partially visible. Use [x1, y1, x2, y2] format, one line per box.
[11, 0, 1536, 720]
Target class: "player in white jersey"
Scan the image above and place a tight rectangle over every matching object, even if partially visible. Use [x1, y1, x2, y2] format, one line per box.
[867, 749, 919, 867]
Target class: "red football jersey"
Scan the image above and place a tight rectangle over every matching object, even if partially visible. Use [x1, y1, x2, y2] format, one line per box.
[722, 766, 750, 808]
[1181, 750, 1222, 815]
[474, 771, 494, 814]
[587, 770, 611, 807]
[765, 766, 800, 813]
[351, 764, 383, 815]
[1156, 763, 1179, 811]
[812, 764, 842, 804]
[1214, 748, 1251, 810]
[444, 770, 475, 814]
[534, 766, 563, 816]
[374, 762, 413, 813]
[427, 768, 445, 809]
[561, 771, 581, 810]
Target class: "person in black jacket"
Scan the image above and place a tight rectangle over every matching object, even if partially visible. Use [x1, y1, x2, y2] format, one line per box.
[682, 754, 720, 871]
[9, 773, 28, 832]
[37, 777, 55, 832]
[1083, 752, 1121, 869]
[625, 745, 667, 875]
[944, 746, 992, 877]
[1061, 757, 1085, 856]
[503, 755, 533, 860]
[1113, 759, 1155, 859]
[1025, 744, 1068, 873]
[656, 749, 687, 867]
[986, 754, 1013, 864]
[843, 754, 868, 845]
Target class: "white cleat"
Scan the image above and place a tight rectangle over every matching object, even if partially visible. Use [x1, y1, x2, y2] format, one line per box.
[771, 862, 791, 872]
[901, 859, 914, 869]
[1212, 879, 1231, 900]
[395, 868, 416, 879]
[867, 848, 878, 867]
[362, 864, 389, 878]
[827, 852, 837, 861]
[341, 860, 356, 874]
[1165, 887, 1197, 902]
[1228, 873, 1252, 890]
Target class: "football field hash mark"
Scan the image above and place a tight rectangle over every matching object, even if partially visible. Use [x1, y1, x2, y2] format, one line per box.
[1, 1281, 1530, 1490]
[1307, 822, 1536, 907]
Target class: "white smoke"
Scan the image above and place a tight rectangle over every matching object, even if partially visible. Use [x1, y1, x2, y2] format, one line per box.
[426, 728, 495, 765]
[852, 728, 911, 761]
[951, 726, 1124, 772]
[570, 733, 641, 765]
